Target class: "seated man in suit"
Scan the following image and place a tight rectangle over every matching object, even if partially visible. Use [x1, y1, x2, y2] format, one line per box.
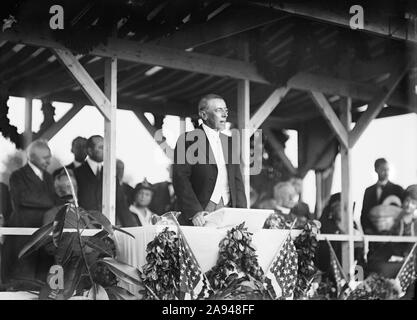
[53, 136, 87, 178]
[361, 158, 404, 234]
[172, 94, 247, 226]
[2, 140, 56, 285]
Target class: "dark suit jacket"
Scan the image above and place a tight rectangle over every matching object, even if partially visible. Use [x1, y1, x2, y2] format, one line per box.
[361, 181, 404, 234]
[172, 126, 247, 225]
[74, 162, 133, 228]
[0, 182, 12, 224]
[3, 164, 56, 283]
[8, 164, 56, 227]
[74, 162, 102, 211]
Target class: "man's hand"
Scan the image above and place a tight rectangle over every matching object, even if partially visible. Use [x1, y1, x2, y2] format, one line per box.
[192, 211, 209, 226]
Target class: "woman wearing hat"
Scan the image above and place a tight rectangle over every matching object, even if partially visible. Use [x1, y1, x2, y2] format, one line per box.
[124, 179, 160, 227]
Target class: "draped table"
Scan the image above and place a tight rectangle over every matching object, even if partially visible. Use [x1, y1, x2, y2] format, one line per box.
[115, 225, 301, 296]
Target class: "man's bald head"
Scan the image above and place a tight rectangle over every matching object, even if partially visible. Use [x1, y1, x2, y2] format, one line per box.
[273, 182, 299, 209]
[26, 139, 51, 171]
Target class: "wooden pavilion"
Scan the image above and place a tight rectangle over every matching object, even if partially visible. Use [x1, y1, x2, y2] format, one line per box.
[1, 0, 417, 277]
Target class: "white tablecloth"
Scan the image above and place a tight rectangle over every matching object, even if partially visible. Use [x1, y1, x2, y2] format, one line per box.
[115, 226, 301, 296]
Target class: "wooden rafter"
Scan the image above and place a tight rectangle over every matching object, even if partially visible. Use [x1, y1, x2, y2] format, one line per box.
[249, 87, 289, 136]
[34, 103, 83, 141]
[52, 48, 112, 120]
[149, 6, 287, 49]
[349, 65, 411, 147]
[264, 128, 297, 175]
[310, 91, 349, 149]
[250, 0, 417, 44]
[132, 110, 157, 137]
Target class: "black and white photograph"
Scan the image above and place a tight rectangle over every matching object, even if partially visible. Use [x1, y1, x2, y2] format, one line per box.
[0, 0, 416, 304]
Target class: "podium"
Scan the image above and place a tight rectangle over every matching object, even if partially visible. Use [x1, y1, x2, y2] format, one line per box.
[115, 208, 301, 297]
[203, 207, 274, 233]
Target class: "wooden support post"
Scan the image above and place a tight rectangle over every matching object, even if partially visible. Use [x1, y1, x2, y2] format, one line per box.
[237, 39, 250, 207]
[340, 97, 354, 278]
[34, 103, 83, 141]
[24, 97, 32, 147]
[264, 128, 297, 175]
[102, 57, 117, 224]
[315, 171, 323, 219]
[310, 91, 349, 149]
[249, 87, 289, 136]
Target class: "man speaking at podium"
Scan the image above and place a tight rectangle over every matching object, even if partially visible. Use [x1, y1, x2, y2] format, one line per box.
[173, 94, 247, 226]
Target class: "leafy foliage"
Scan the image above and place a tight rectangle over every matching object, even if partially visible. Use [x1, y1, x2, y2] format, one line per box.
[293, 220, 321, 299]
[18, 201, 138, 300]
[140, 228, 180, 300]
[346, 273, 402, 300]
[206, 223, 271, 300]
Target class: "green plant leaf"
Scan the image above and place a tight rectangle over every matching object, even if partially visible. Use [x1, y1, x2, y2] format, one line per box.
[52, 205, 69, 247]
[18, 222, 54, 259]
[87, 284, 109, 300]
[55, 233, 79, 266]
[62, 256, 84, 299]
[105, 286, 139, 300]
[99, 257, 143, 287]
[85, 239, 113, 257]
[113, 226, 135, 238]
[84, 210, 114, 235]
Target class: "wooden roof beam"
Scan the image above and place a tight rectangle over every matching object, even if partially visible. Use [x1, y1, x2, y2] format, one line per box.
[264, 127, 297, 175]
[349, 64, 411, 147]
[149, 6, 288, 49]
[249, 87, 289, 136]
[52, 48, 112, 120]
[34, 103, 83, 141]
[248, 0, 417, 44]
[310, 91, 349, 149]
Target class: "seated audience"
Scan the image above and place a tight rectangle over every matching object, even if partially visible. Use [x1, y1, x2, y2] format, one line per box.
[259, 181, 304, 228]
[366, 185, 417, 278]
[315, 193, 343, 273]
[361, 158, 404, 234]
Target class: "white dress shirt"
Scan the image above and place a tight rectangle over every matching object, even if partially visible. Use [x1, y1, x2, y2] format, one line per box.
[73, 160, 82, 168]
[86, 157, 102, 176]
[28, 161, 43, 181]
[129, 205, 153, 226]
[202, 124, 230, 205]
[376, 180, 388, 202]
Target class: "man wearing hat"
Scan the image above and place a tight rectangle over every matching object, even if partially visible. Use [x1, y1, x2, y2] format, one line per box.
[121, 179, 159, 227]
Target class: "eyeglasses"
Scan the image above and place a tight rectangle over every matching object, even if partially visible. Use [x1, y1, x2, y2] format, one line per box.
[214, 108, 228, 114]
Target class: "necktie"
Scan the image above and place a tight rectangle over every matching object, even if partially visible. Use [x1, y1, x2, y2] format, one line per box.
[96, 165, 102, 177]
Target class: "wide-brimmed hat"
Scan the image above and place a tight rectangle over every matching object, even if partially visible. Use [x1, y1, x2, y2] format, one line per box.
[404, 184, 417, 201]
[134, 178, 154, 193]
